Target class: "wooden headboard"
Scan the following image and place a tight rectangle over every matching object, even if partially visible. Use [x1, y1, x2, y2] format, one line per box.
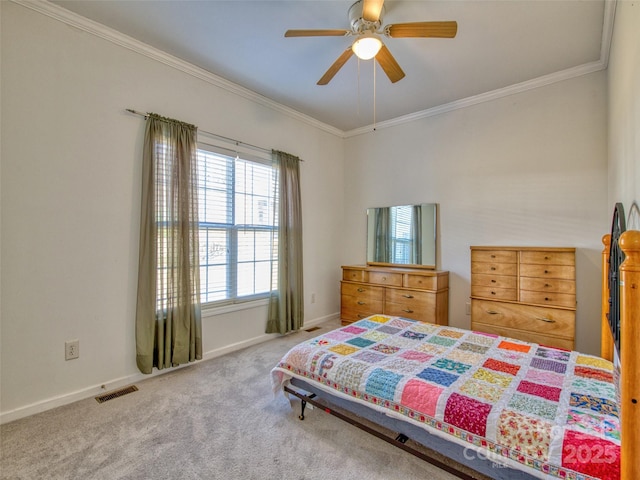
[602, 202, 626, 360]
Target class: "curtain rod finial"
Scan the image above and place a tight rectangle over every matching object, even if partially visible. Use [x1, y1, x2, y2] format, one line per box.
[126, 108, 148, 118]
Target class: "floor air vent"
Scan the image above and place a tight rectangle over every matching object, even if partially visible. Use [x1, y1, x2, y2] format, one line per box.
[305, 326, 321, 333]
[95, 385, 138, 404]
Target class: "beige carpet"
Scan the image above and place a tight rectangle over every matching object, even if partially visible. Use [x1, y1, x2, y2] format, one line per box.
[1, 319, 461, 480]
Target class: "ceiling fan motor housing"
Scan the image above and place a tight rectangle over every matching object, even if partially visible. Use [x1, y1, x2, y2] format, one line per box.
[349, 0, 383, 34]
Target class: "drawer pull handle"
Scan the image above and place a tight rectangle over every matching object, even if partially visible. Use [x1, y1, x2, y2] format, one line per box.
[402, 309, 414, 313]
[535, 316, 556, 323]
[382, 276, 387, 281]
[491, 291, 496, 295]
[357, 301, 366, 305]
[544, 283, 550, 287]
[491, 279, 497, 283]
[544, 270, 549, 274]
[544, 256, 550, 260]
[402, 294, 414, 298]
[357, 288, 365, 292]
[491, 267, 496, 271]
[491, 255, 496, 258]
[486, 310, 500, 315]
[545, 297, 551, 301]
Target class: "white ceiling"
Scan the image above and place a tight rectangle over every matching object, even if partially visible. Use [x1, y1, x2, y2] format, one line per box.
[50, 0, 610, 133]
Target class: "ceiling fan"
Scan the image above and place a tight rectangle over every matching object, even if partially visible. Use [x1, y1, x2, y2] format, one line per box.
[284, 0, 458, 85]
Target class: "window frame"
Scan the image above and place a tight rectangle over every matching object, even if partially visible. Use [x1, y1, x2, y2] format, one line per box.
[196, 140, 277, 313]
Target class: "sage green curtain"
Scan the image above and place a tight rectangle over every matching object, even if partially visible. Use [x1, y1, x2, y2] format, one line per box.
[374, 207, 391, 262]
[410, 204, 422, 264]
[266, 150, 304, 334]
[136, 113, 202, 374]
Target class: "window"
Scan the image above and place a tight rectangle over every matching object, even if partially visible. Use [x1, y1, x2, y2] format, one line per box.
[196, 146, 278, 306]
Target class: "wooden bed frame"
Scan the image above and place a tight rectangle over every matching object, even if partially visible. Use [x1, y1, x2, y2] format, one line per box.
[601, 203, 640, 480]
[284, 204, 639, 479]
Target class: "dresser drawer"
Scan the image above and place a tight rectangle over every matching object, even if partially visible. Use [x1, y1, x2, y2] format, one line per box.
[519, 277, 575, 294]
[471, 285, 517, 301]
[470, 323, 574, 350]
[385, 288, 434, 309]
[472, 273, 517, 289]
[404, 274, 437, 290]
[343, 268, 365, 282]
[341, 282, 383, 300]
[471, 299, 575, 339]
[471, 262, 518, 276]
[340, 306, 382, 323]
[368, 271, 403, 287]
[471, 250, 517, 263]
[520, 251, 574, 266]
[340, 294, 383, 319]
[519, 290, 576, 309]
[519, 264, 575, 280]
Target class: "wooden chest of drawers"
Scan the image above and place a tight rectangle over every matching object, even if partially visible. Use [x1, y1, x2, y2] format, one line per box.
[341, 265, 449, 325]
[470, 246, 576, 349]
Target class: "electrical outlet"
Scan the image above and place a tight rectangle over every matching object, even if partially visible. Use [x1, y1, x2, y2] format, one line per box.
[65, 340, 79, 360]
[465, 302, 471, 315]
[311, 293, 316, 304]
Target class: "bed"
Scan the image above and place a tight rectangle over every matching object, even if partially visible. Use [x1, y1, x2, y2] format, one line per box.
[271, 204, 639, 480]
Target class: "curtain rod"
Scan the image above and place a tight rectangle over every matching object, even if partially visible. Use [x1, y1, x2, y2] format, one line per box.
[126, 109, 272, 156]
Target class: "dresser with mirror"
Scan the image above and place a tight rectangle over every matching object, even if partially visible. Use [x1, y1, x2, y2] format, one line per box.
[341, 203, 449, 325]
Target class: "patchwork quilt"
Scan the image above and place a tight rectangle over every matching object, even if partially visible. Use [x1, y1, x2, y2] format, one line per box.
[271, 315, 620, 480]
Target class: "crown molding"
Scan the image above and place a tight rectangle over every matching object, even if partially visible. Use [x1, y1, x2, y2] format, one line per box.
[599, 0, 617, 69]
[12, 0, 616, 139]
[344, 60, 607, 137]
[11, 0, 345, 138]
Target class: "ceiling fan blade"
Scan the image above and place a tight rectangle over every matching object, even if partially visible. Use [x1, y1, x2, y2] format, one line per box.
[285, 29, 350, 37]
[362, 0, 384, 22]
[386, 21, 458, 38]
[375, 44, 405, 83]
[318, 48, 354, 85]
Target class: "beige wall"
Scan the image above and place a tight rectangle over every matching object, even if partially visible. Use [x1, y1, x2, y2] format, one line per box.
[0, 2, 344, 421]
[608, 0, 640, 213]
[343, 71, 608, 356]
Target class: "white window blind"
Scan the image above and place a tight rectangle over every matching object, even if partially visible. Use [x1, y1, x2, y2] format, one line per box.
[196, 147, 278, 306]
[390, 205, 412, 264]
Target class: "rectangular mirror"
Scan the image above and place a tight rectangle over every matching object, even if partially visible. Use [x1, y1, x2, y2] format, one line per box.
[366, 203, 437, 268]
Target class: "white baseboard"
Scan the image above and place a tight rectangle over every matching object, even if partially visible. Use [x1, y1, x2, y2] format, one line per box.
[0, 312, 340, 425]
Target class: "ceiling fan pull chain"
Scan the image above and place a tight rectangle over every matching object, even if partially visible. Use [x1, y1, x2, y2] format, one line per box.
[357, 57, 361, 117]
[373, 58, 377, 131]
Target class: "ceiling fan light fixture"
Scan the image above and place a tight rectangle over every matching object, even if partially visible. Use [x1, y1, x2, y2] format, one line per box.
[352, 34, 382, 60]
